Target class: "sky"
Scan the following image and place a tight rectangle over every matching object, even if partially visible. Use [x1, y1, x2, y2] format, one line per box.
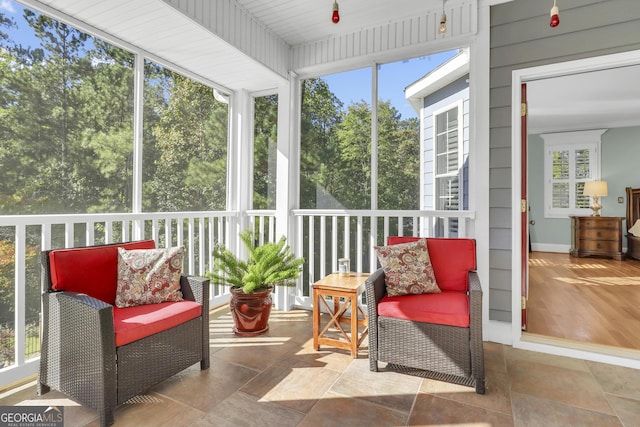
[1, 0, 40, 46]
[322, 50, 459, 120]
[2, 0, 458, 121]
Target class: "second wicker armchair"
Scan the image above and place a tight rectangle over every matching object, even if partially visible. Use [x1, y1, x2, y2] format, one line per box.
[366, 236, 485, 394]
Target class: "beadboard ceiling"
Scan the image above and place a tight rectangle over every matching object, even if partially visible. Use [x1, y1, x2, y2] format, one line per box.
[28, 0, 450, 92]
[234, 0, 446, 46]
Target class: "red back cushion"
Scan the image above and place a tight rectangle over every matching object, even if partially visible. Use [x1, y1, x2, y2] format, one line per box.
[49, 240, 156, 304]
[386, 237, 476, 292]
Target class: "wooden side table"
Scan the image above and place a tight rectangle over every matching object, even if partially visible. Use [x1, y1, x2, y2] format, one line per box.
[312, 272, 369, 357]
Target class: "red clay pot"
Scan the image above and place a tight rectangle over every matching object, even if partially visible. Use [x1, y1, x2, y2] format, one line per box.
[229, 287, 272, 336]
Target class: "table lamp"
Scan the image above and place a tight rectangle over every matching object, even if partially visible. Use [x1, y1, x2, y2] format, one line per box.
[583, 180, 607, 216]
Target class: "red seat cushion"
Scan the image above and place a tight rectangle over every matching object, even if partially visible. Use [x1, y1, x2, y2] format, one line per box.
[49, 240, 156, 305]
[377, 291, 470, 327]
[386, 237, 476, 292]
[113, 300, 202, 347]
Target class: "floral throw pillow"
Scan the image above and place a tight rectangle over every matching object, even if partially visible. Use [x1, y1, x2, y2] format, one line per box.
[115, 246, 184, 308]
[374, 238, 440, 296]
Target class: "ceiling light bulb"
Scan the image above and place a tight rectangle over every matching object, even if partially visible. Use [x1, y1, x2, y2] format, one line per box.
[439, 13, 447, 34]
[550, 1, 559, 27]
[332, 1, 340, 24]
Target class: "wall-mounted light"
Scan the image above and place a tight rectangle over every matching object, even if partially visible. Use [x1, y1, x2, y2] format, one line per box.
[439, 0, 447, 34]
[332, 1, 340, 24]
[550, 0, 560, 27]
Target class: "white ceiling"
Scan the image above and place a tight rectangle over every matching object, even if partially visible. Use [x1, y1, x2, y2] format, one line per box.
[234, 0, 445, 47]
[527, 64, 640, 134]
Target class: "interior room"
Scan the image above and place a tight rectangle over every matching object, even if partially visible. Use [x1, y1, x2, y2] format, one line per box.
[526, 64, 640, 351]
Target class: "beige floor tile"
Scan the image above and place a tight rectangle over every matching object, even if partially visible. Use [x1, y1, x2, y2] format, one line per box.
[293, 340, 357, 373]
[505, 346, 590, 372]
[507, 358, 614, 414]
[328, 358, 421, 413]
[409, 393, 514, 426]
[298, 390, 407, 427]
[606, 394, 640, 427]
[243, 360, 341, 413]
[587, 361, 640, 400]
[211, 333, 303, 372]
[102, 393, 206, 427]
[151, 358, 258, 413]
[420, 368, 512, 415]
[485, 341, 508, 373]
[511, 391, 622, 427]
[195, 390, 304, 427]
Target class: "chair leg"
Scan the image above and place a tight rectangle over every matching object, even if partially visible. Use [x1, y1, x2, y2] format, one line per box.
[475, 377, 486, 394]
[369, 357, 378, 372]
[100, 407, 115, 427]
[36, 382, 49, 395]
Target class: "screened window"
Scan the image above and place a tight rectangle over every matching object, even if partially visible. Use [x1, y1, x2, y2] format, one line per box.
[543, 131, 603, 218]
[143, 62, 228, 212]
[253, 94, 278, 210]
[300, 69, 371, 210]
[0, 3, 135, 215]
[376, 57, 423, 211]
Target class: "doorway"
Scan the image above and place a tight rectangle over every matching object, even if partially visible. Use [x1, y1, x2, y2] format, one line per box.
[511, 49, 640, 364]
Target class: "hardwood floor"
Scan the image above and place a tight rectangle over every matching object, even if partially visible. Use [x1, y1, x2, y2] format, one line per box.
[527, 251, 640, 350]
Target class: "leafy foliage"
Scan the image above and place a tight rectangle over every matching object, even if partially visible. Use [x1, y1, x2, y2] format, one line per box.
[208, 229, 305, 294]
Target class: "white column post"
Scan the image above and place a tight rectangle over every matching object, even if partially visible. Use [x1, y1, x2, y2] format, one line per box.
[132, 53, 144, 239]
[274, 72, 301, 310]
[228, 89, 253, 255]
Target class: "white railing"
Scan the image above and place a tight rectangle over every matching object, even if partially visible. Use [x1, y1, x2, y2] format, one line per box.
[290, 209, 476, 309]
[0, 208, 474, 387]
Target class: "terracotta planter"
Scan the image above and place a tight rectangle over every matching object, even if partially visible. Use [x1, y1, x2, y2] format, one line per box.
[229, 287, 273, 336]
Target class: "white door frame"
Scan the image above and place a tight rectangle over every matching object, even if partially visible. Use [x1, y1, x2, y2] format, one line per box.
[510, 49, 640, 368]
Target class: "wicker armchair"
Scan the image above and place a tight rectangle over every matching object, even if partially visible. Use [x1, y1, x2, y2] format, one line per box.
[37, 241, 210, 426]
[366, 237, 485, 394]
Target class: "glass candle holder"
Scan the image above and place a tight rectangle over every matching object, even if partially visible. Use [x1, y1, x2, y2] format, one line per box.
[338, 258, 350, 276]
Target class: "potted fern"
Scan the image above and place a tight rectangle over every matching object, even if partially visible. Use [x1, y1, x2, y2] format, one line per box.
[208, 229, 305, 336]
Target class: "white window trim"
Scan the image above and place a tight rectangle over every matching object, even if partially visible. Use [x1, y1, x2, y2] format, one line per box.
[432, 100, 464, 210]
[541, 129, 606, 218]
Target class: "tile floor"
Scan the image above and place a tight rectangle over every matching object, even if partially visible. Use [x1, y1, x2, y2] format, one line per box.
[2, 308, 640, 426]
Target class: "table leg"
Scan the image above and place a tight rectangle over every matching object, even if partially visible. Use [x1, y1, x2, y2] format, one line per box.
[350, 294, 358, 357]
[313, 288, 320, 350]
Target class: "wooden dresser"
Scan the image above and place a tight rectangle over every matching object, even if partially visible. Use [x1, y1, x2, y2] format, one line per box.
[569, 216, 625, 260]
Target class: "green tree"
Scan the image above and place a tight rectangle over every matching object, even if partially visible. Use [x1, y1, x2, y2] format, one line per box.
[253, 95, 278, 210]
[300, 78, 344, 209]
[148, 73, 228, 211]
[377, 101, 420, 210]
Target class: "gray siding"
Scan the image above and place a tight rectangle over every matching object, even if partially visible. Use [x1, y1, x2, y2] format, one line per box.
[489, 0, 640, 322]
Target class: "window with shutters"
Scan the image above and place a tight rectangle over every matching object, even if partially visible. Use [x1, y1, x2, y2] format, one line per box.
[542, 130, 604, 218]
[434, 105, 462, 235]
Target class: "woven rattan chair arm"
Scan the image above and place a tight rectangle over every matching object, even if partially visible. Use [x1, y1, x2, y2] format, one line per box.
[365, 268, 387, 305]
[46, 290, 113, 312]
[469, 271, 482, 293]
[180, 275, 210, 308]
[468, 271, 483, 320]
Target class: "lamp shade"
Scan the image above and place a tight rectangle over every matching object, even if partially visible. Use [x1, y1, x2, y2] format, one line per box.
[583, 181, 608, 197]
